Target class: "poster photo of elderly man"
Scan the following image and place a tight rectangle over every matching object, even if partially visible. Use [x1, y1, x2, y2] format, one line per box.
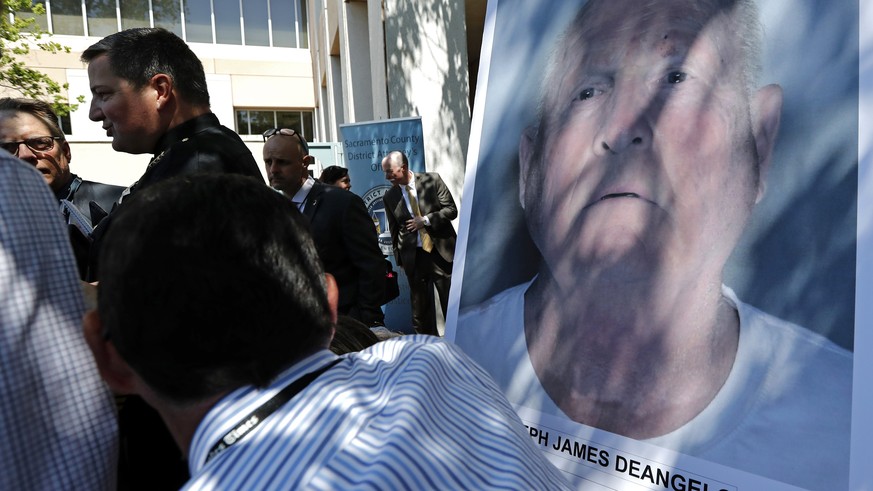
[447, 0, 870, 489]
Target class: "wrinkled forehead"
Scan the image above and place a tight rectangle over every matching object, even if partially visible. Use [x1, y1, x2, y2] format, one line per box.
[0, 110, 54, 137]
[549, 0, 742, 94]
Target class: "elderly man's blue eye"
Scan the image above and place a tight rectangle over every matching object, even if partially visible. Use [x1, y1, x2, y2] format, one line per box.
[577, 88, 596, 101]
[667, 71, 687, 84]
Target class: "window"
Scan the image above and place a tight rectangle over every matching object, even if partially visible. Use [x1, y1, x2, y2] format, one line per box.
[50, 0, 84, 35]
[120, 0, 151, 30]
[86, 0, 117, 37]
[59, 114, 72, 135]
[21, 0, 308, 48]
[242, 0, 269, 46]
[236, 109, 314, 141]
[184, 0, 212, 43]
[214, 0, 242, 45]
[13, 0, 49, 31]
[152, 0, 183, 37]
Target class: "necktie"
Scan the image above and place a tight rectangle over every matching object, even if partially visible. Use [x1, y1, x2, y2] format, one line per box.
[406, 185, 434, 253]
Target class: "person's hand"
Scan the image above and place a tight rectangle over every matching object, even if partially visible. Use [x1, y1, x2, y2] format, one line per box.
[405, 217, 426, 232]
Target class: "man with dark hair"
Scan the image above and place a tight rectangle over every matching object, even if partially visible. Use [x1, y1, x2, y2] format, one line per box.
[80, 27, 263, 488]
[82, 173, 570, 490]
[263, 127, 386, 327]
[381, 150, 457, 335]
[81, 27, 260, 199]
[80, 27, 263, 274]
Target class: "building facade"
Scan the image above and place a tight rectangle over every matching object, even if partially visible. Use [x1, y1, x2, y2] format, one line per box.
[5, 0, 481, 203]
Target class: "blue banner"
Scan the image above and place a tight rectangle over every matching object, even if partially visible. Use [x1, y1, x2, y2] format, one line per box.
[339, 117, 426, 333]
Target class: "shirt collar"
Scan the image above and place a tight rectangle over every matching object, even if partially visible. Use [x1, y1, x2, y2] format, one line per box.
[290, 176, 316, 206]
[187, 349, 339, 474]
[152, 113, 220, 155]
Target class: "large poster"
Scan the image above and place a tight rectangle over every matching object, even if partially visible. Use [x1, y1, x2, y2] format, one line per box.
[339, 117, 426, 332]
[447, 0, 867, 489]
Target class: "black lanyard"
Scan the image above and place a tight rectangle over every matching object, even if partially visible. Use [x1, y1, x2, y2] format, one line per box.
[204, 358, 342, 464]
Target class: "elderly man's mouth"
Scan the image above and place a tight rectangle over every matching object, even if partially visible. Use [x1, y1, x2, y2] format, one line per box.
[583, 192, 646, 210]
[600, 192, 640, 201]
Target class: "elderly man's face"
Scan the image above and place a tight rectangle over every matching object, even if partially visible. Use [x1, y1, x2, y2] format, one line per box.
[382, 157, 409, 187]
[520, 0, 781, 283]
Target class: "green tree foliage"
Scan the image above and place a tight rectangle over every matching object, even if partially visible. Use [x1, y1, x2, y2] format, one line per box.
[1, 0, 83, 115]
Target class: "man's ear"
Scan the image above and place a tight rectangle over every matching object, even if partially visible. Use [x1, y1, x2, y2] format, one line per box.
[324, 273, 339, 325]
[61, 140, 72, 163]
[302, 154, 313, 168]
[751, 84, 783, 202]
[83, 310, 138, 394]
[150, 73, 174, 111]
[518, 125, 538, 209]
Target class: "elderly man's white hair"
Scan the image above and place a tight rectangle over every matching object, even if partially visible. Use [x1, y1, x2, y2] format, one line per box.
[529, 0, 764, 166]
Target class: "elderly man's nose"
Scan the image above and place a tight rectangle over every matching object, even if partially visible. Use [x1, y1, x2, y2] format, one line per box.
[595, 99, 653, 155]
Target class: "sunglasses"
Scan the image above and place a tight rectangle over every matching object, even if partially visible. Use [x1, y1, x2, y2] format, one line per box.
[1, 136, 62, 157]
[262, 128, 309, 154]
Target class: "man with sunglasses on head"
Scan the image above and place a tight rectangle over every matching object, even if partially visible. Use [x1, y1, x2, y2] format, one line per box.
[263, 127, 387, 327]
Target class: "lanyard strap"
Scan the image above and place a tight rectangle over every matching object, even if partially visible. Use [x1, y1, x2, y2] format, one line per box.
[205, 358, 342, 464]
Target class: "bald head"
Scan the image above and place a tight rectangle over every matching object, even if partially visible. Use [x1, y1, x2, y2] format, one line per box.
[381, 151, 411, 187]
[263, 133, 311, 195]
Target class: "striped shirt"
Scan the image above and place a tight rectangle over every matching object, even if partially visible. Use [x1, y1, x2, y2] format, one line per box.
[185, 335, 570, 490]
[0, 153, 118, 490]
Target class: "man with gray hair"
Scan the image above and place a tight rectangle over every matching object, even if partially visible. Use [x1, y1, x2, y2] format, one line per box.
[456, 0, 852, 489]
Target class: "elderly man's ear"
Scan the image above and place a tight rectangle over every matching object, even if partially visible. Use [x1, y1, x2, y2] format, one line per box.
[83, 310, 139, 394]
[752, 84, 783, 203]
[518, 125, 539, 210]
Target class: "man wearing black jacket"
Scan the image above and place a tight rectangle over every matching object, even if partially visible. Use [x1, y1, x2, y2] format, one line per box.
[79, 27, 263, 490]
[80, 27, 263, 281]
[263, 128, 386, 327]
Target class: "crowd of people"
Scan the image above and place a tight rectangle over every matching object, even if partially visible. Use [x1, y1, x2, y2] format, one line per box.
[0, 26, 564, 491]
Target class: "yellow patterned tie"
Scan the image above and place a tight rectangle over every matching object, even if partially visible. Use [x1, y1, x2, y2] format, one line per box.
[406, 185, 434, 253]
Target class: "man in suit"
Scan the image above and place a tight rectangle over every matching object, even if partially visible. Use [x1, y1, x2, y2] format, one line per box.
[381, 150, 457, 335]
[263, 128, 386, 326]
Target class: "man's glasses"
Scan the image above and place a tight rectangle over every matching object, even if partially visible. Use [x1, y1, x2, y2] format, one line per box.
[1, 136, 62, 157]
[262, 128, 309, 154]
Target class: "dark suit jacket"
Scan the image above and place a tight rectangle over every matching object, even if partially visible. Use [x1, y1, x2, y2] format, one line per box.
[303, 182, 386, 325]
[56, 174, 125, 227]
[383, 172, 457, 272]
[86, 113, 262, 282]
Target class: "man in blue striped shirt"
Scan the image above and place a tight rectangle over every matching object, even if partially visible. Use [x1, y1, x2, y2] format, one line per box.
[82, 173, 569, 490]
